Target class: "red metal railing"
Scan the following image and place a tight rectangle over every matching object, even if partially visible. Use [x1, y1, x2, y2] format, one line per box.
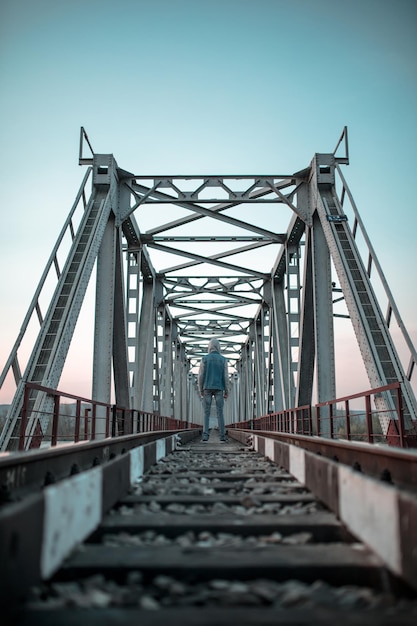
[229, 382, 417, 449]
[18, 383, 198, 450]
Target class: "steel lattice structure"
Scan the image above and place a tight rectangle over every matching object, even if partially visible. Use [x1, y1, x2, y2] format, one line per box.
[1, 127, 416, 450]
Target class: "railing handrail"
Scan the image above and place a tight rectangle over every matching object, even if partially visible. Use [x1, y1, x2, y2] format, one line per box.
[17, 382, 197, 450]
[14, 380, 417, 450]
[315, 381, 401, 407]
[229, 383, 416, 449]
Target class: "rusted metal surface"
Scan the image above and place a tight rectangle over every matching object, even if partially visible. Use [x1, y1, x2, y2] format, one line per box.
[231, 429, 417, 493]
[0, 429, 198, 499]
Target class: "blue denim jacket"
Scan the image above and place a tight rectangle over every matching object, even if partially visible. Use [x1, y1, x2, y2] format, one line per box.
[198, 349, 229, 394]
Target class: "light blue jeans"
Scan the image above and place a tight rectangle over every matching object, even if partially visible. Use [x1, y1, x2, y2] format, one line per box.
[203, 389, 225, 438]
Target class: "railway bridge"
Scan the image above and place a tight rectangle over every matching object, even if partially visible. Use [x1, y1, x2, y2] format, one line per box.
[1, 128, 417, 623]
[1, 127, 416, 451]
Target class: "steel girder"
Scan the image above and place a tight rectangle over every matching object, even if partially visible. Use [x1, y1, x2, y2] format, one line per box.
[157, 309, 175, 417]
[311, 210, 337, 408]
[112, 228, 131, 419]
[92, 213, 117, 435]
[134, 280, 155, 414]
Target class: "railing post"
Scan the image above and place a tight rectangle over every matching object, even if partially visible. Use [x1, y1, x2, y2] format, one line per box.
[74, 399, 81, 443]
[91, 404, 97, 440]
[365, 394, 373, 443]
[395, 385, 405, 448]
[345, 400, 351, 441]
[316, 405, 321, 437]
[120, 408, 125, 436]
[19, 384, 31, 451]
[51, 394, 60, 447]
[111, 405, 117, 437]
[84, 408, 90, 440]
[105, 405, 110, 438]
[126, 408, 133, 435]
[329, 403, 334, 439]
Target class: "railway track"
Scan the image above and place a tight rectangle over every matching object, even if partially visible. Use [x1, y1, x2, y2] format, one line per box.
[5, 430, 416, 625]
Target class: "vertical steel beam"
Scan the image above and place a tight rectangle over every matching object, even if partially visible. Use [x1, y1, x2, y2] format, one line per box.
[180, 344, 188, 421]
[254, 311, 267, 417]
[92, 214, 116, 437]
[236, 360, 245, 423]
[263, 281, 275, 415]
[126, 251, 140, 416]
[271, 278, 291, 410]
[286, 244, 301, 409]
[245, 334, 255, 421]
[160, 313, 173, 416]
[238, 345, 250, 423]
[311, 211, 336, 426]
[231, 371, 239, 424]
[174, 340, 186, 420]
[186, 365, 200, 426]
[113, 228, 131, 426]
[135, 280, 155, 413]
[187, 371, 194, 425]
[295, 227, 315, 408]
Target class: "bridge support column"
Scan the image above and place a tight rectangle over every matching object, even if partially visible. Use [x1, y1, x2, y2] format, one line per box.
[159, 313, 173, 417]
[312, 211, 336, 434]
[240, 340, 253, 423]
[92, 214, 116, 438]
[113, 228, 131, 432]
[254, 310, 267, 417]
[271, 279, 291, 411]
[187, 370, 201, 426]
[134, 280, 155, 413]
[173, 341, 186, 421]
[295, 227, 315, 410]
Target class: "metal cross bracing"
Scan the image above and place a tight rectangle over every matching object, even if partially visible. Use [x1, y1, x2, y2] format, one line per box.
[1, 127, 416, 451]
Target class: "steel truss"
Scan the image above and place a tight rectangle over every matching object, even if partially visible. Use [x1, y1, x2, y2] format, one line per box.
[1, 127, 416, 450]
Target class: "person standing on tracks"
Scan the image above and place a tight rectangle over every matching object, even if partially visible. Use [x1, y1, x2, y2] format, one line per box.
[198, 338, 229, 443]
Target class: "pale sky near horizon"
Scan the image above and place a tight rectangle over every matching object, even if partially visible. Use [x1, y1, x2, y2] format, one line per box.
[0, 0, 416, 405]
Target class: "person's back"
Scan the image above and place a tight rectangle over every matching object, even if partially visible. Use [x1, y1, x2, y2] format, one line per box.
[201, 351, 227, 391]
[198, 338, 229, 442]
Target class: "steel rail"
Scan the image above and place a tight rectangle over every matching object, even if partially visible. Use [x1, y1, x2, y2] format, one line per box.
[231, 429, 417, 494]
[0, 429, 199, 501]
[1, 429, 416, 622]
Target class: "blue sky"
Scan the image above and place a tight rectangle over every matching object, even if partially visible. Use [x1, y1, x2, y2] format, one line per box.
[0, 0, 416, 403]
